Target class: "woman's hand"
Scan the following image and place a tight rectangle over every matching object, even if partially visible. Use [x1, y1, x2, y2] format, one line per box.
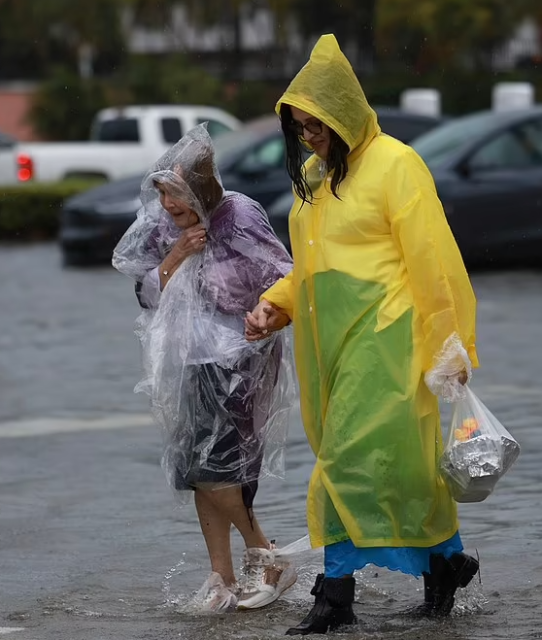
[172, 223, 207, 259]
[245, 300, 290, 341]
[159, 223, 207, 288]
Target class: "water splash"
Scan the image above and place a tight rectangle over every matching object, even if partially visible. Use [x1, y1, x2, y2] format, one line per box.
[454, 575, 488, 615]
[161, 552, 187, 607]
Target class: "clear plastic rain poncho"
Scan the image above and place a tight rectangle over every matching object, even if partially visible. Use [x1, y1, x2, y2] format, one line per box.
[112, 125, 294, 502]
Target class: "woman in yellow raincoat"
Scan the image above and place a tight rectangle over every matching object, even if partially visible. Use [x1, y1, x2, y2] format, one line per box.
[246, 35, 480, 635]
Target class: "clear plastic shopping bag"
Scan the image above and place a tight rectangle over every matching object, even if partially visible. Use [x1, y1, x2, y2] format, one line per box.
[440, 387, 520, 503]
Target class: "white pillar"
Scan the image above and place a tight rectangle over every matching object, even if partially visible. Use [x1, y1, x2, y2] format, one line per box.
[492, 83, 535, 112]
[400, 89, 441, 116]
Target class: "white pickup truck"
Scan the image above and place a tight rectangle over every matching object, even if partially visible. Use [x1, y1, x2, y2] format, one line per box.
[6, 105, 241, 185]
[0, 131, 17, 185]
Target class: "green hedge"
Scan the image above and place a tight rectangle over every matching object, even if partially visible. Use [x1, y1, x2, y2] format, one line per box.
[0, 180, 102, 241]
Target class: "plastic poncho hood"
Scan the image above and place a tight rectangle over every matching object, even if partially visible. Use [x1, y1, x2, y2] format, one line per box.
[276, 34, 381, 153]
[112, 125, 295, 501]
[113, 125, 224, 281]
[142, 124, 224, 222]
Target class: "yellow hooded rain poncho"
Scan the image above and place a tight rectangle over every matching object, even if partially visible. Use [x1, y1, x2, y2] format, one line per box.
[263, 35, 478, 550]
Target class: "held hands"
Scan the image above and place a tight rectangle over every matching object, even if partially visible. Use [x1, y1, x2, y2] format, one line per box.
[245, 300, 290, 342]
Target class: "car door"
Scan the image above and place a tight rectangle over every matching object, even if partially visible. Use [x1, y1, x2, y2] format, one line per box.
[446, 116, 542, 265]
[378, 114, 441, 144]
[221, 135, 290, 208]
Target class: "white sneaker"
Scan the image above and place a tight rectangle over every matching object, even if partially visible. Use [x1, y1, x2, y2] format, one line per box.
[237, 547, 297, 610]
[194, 572, 238, 612]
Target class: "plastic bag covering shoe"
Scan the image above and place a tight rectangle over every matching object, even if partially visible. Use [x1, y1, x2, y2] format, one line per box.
[237, 547, 297, 610]
[112, 124, 294, 501]
[193, 572, 238, 612]
[441, 387, 520, 502]
[264, 35, 479, 549]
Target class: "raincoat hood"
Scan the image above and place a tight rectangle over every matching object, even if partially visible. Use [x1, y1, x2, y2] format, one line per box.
[112, 124, 225, 281]
[276, 34, 380, 154]
[141, 123, 224, 225]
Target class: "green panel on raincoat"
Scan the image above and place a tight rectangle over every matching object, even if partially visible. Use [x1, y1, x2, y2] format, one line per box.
[301, 271, 458, 547]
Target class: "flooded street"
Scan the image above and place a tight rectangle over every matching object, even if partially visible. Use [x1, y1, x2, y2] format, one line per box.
[1, 243, 541, 639]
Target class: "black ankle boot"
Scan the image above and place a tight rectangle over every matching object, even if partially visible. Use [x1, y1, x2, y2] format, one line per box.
[430, 552, 480, 617]
[410, 571, 434, 617]
[449, 552, 480, 589]
[409, 552, 479, 618]
[286, 575, 357, 636]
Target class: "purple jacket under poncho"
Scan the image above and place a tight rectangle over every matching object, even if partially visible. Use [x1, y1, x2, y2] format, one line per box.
[134, 191, 292, 316]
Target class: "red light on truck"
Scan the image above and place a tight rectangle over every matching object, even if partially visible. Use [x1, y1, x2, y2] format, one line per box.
[17, 154, 34, 181]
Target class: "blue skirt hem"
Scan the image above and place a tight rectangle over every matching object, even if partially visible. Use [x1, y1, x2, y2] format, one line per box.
[324, 532, 463, 578]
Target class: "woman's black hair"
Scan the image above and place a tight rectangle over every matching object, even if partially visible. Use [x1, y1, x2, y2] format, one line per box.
[280, 104, 349, 204]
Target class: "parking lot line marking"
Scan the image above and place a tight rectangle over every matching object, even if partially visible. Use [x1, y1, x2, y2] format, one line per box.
[0, 414, 152, 439]
[0, 384, 537, 440]
[0, 629, 25, 635]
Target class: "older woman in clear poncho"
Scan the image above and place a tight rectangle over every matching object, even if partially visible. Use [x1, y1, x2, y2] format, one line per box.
[112, 125, 296, 612]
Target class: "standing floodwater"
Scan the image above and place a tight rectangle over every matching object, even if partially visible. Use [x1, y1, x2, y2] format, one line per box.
[0, 244, 541, 639]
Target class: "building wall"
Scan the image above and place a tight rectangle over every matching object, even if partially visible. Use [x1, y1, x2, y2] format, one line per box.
[0, 84, 41, 141]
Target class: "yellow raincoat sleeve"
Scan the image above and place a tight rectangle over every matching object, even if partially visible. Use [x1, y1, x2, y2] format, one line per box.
[387, 147, 479, 372]
[261, 269, 295, 320]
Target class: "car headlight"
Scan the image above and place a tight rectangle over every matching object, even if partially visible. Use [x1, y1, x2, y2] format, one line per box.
[94, 198, 141, 215]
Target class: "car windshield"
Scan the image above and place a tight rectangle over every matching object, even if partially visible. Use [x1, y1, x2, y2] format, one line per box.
[411, 112, 501, 168]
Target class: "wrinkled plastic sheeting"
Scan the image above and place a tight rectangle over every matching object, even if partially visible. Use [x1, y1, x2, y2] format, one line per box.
[112, 124, 294, 502]
[425, 332, 473, 403]
[112, 123, 225, 280]
[441, 387, 520, 503]
[276, 535, 317, 559]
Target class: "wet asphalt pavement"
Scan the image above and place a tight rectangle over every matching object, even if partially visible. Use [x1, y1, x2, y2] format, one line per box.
[1, 243, 541, 640]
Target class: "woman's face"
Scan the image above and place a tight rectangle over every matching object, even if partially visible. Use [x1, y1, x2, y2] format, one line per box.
[155, 182, 199, 229]
[290, 106, 332, 160]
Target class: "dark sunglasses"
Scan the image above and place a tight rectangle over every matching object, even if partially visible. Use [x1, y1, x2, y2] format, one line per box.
[288, 118, 324, 137]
